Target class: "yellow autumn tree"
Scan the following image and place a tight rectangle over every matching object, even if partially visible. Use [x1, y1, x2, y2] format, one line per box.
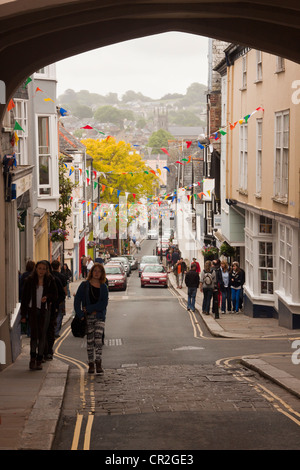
[81, 137, 160, 205]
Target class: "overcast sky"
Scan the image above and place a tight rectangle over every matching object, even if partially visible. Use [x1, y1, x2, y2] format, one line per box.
[56, 32, 209, 100]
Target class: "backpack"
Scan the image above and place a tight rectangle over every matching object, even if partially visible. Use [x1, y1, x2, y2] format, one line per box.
[203, 271, 213, 287]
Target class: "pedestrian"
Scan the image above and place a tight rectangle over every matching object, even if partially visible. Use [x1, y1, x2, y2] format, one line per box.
[166, 249, 172, 270]
[171, 249, 180, 269]
[51, 260, 67, 340]
[19, 260, 35, 335]
[86, 256, 94, 276]
[74, 263, 109, 374]
[136, 240, 141, 251]
[20, 260, 58, 370]
[174, 257, 187, 288]
[219, 260, 232, 313]
[239, 266, 245, 310]
[19, 260, 35, 301]
[212, 259, 222, 309]
[185, 263, 200, 312]
[61, 262, 72, 298]
[230, 261, 243, 313]
[199, 260, 216, 315]
[192, 257, 201, 273]
[81, 255, 88, 279]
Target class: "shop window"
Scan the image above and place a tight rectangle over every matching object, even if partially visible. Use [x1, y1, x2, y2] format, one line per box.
[259, 241, 274, 295]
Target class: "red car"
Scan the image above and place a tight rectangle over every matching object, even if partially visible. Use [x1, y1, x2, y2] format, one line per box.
[105, 264, 127, 291]
[141, 264, 169, 288]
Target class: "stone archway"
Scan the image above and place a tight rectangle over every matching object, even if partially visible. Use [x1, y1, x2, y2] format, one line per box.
[0, 0, 299, 109]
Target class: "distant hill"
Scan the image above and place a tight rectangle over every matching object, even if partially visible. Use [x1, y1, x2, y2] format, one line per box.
[58, 83, 207, 127]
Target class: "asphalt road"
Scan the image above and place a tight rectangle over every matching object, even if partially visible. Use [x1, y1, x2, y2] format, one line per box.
[52, 240, 300, 452]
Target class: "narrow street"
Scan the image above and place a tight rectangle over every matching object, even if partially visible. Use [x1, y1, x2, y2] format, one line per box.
[52, 240, 300, 451]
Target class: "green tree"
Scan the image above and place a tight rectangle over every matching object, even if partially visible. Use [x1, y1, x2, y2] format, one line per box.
[50, 156, 76, 242]
[93, 106, 135, 127]
[147, 129, 174, 154]
[82, 137, 159, 204]
[168, 109, 203, 126]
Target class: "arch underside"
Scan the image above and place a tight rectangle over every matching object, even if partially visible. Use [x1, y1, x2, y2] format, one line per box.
[0, 0, 299, 101]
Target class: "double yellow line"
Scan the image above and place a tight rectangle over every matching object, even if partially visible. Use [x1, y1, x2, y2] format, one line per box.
[54, 325, 95, 450]
[217, 355, 300, 427]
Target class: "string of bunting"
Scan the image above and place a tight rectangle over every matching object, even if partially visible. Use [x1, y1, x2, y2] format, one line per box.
[8, 77, 264, 181]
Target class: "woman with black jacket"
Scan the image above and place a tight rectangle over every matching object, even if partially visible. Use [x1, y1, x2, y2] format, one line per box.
[21, 260, 58, 370]
[185, 263, 200, 312]
[230, 261, 243, 313]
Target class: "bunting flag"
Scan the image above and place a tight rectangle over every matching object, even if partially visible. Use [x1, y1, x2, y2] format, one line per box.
[23, 77, 32, 88]
[14, 121, 24, 132]
[161, 148, 170, 156]
[7, 99, 15, 112]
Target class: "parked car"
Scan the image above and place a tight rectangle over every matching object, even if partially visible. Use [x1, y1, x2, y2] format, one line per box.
[147, 229, 158, 239]
[109, 256, 131, 276]
[105, 265, 127, 291]
[141, 264, 169, 288]
[122, 254, 138, 270]
[139, 255, 161, 276]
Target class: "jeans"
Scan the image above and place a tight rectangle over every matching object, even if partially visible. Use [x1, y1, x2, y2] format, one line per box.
[221, 287, 231, 312]
[176, 272, 185, 287]
[231, 287, 241, 312]
[187, 287, 197, 311]
[202, 288, 213, 314]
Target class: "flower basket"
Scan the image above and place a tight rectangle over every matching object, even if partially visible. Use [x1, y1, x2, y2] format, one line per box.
[49, 229, 69, 243]
[219, 242, 236, 258]
[201, 245, 219, 261]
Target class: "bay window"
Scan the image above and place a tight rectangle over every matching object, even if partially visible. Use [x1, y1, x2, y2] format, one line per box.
[38, 116, 51, 195]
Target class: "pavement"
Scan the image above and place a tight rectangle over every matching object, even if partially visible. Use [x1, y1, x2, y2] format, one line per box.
[1, 269, 300, 450]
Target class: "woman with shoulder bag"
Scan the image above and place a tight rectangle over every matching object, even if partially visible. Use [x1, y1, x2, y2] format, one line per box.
[199, 260, 216, 315]
[74, 263, 109, 374]
[21, 260, 58, 370]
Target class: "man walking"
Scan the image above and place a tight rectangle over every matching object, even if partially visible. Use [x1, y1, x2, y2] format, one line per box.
[174, 257, 187, 289]
[185, 263, 200, 312]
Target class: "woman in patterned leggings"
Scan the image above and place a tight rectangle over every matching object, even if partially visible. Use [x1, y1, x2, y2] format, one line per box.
[74, 263, 109, 374]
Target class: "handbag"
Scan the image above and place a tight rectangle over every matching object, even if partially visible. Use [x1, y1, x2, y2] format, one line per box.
[71, 314, 87, 337]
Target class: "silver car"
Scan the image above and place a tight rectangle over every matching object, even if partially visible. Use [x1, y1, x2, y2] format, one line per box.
[123, 254, 138, 270]
[109, 257, 131, 276]
[139, 255, 161, 277]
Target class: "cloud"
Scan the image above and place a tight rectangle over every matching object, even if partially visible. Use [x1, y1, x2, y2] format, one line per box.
[56, 32, 208, 99]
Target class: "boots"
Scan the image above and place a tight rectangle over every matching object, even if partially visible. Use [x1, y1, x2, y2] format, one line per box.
[95, 360, 104, 374]
[29, 358, 36, 370]
[88, 362, 95, 374]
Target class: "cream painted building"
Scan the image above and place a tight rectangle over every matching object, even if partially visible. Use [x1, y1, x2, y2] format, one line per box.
[224, 45, 300, 329]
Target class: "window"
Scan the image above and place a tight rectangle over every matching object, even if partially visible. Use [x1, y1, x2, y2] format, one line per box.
[259, 242, 274, 295]
[256, 119, 262, 195]
[259, 216, 273, 234]
[242, 56, 247, 88]
[245, 234, 254, 292]
[256, 51, 262, 81]
[38, 116, 51, 195]
[279, 224, 292, 297]
[14, 99, 28, 165]
[206, 202, 213, 234]
[276, 57, 285, 73]
[239, 124, 248, 191]
[274, 110, 289, 201]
